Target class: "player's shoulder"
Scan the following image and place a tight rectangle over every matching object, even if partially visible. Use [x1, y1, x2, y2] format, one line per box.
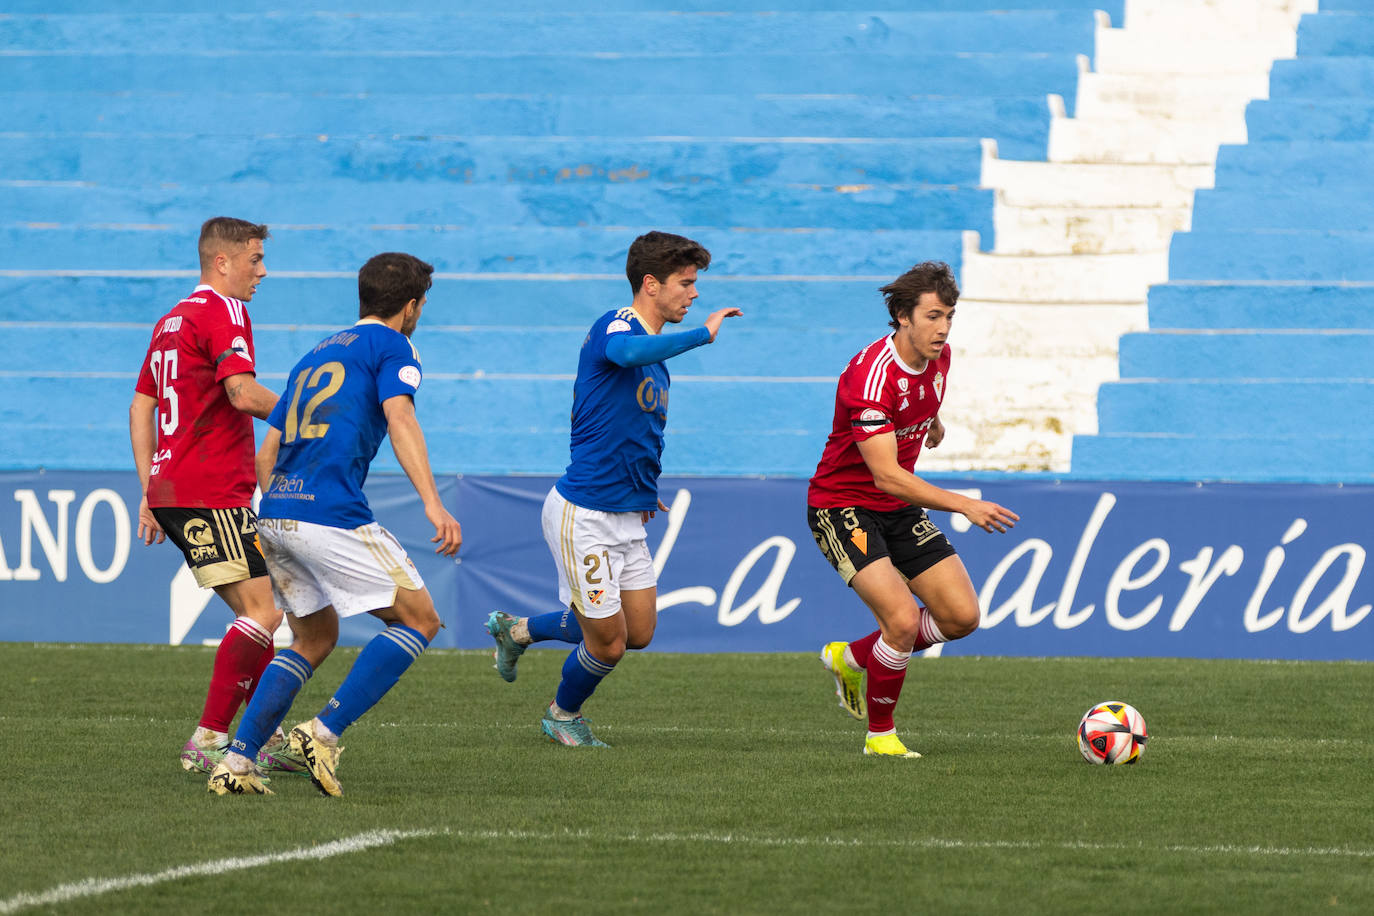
[840, 335, 895, 381]
[598, 306, 639, 334]
[184, 286, 250, 329]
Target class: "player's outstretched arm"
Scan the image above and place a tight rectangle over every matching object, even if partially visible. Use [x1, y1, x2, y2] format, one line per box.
[703, 306, 743, 342]
[855, 432, 1018, 533]
[383, 395, 462, 557]
[223, 372, 278, 420]
[128, 392, 165, 545]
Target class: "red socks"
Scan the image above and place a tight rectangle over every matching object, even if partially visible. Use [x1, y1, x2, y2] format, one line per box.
[865, 637, 912, 733]
[198, 617, 275, 732]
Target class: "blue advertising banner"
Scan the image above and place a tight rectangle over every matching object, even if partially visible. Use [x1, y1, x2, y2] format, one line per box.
[1, 471, 1369, 660]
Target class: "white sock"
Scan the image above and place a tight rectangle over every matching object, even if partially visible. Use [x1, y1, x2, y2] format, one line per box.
[550, 702, 578, 721]
[224, 751, 254, 775]
[193, 727, 228, 749]
[511, 618, 532, 644]
[313, 717, 340, 745]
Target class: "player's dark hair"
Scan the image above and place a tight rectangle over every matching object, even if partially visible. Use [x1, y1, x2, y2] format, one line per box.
[358, 252, 435, 319]
[881, 261, 959, 330]
[625, 231, 711, 294]
[197, 217, 269, 271]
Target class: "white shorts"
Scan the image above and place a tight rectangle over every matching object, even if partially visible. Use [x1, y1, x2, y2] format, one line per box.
[541, 487, 656, 620]
[257, 518, 425, 619]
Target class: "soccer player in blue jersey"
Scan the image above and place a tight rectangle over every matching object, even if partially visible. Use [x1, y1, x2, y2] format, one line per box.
[485, 231, 741, 747]
[207, 251, 462, 796]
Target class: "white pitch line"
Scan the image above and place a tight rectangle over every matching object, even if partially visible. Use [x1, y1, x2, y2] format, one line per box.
[447, 827, 1374, 860]
[0, 829, 437, 915]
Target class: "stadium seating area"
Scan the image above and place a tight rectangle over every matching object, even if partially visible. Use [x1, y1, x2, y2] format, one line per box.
[0, 0, 1119, 475]
[1, 1, 1365, 483]
[1072, 0, 1374, 482]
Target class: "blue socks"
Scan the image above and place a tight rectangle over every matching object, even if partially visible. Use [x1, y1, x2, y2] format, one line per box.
[318, 625, 429, 737]
[527, 607, 583, 644]
[554, 642, 616, 714]
[230, 649, 313, 760]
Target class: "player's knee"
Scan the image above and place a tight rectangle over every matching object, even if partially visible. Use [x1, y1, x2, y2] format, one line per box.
[882, 616, 921, 652]
[939, 602, 981, 640]
[625, 621, 656, 651]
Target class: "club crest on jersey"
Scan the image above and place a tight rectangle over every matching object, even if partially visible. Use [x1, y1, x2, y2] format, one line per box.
[586, 589, 605, 607]
[933, 372, 944, 401]
[230, 336, 252, 364]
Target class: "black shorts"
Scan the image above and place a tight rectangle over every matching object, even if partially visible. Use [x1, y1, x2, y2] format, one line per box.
[807, 503, 957, 586]
[152, 506, 268, 589]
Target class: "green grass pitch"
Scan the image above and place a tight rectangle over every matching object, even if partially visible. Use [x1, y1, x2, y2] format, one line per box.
[1, 643, 1370, 914]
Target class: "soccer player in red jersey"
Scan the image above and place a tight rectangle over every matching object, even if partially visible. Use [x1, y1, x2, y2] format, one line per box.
[129, 217, 300, 776]
[807, 261, 1018, 758]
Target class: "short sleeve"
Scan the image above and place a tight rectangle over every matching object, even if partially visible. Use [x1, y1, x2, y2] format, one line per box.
[375, 334, 423, 403]
[205, 310, 256, 383]
[837, 368, 894, 442]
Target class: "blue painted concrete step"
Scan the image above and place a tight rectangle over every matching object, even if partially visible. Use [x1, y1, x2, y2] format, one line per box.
[0, 11, 1099, 54]
[1147, 284, 1374, 330]
[1296, 11, 1374, 56]
[1214, 141, 1374, 188]
[0, 51, 1083, 96]
[0, 276, 896, 326]
[0, 1, 1127, 19]
[1118, 331, 1374, 378]
[0, 183, 995, 234]
[1245, 99, 1374, 142]
[1096, 380, 1374, 436]
[0, 92, 1055, 160]
[0, 136, 986, 186]
[1192, 189, 1374, 231]
[1071, 434, 1374, 483]
[1169, 230, 1374, 283]
[1269, 57, 1374, 99]
[0, 225, 967, 276]
[3, 324, 879, 379]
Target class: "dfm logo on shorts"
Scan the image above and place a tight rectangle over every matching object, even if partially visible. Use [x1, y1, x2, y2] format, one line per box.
[636, 377, 668, 419]
[183, 519, 220, 562]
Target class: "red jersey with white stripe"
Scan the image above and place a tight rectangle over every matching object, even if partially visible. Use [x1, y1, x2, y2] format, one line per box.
[808, 334, 951, 511]
[134, 285, 258, 508]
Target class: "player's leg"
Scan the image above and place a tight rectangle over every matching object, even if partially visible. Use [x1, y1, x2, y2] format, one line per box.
[542, 506, 654, 746]
[906, 555, 980, 650]
[849, 557, 923, 754]
[808, 506, 884, 722]
[210, 607, 336, 796]
[155, 506, 282, 773]
[890, 508, 973, 653]
[286, 521, 433, 796]
[211, 522, 334, 794]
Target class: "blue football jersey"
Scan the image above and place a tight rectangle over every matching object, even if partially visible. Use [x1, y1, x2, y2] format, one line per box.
[259, 319, 423, 528]
[557, 307, 672, 513]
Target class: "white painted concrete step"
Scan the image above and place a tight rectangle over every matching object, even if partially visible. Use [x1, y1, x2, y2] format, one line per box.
[981, 145, 1214, 209]
[1076, 72, 1270, 117]
[1048, 97, 1247, 165]
[960, 239, 1168, 304]
[1124, 0, 1316, 33]
[1095, 29, 1295, 74]
[993, 204, 1190, 255]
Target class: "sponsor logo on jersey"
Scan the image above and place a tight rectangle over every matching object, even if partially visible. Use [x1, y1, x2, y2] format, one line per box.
[897, 377, 908, 393]
[399, 365, 421, 388]
[899, 398, 909, 411]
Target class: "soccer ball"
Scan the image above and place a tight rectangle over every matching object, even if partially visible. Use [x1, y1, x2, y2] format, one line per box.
[1077, 701, 1148, 765]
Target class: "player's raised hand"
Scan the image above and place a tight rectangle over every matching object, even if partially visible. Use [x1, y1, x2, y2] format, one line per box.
[962, 498, 1019, 534]
[426, 504, 463, 557]
[138, 496, 165, 545]
[704, 307, 743, 342]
